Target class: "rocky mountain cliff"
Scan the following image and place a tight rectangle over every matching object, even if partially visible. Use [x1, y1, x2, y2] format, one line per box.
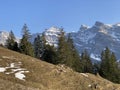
[36, 21, 120, 61]
[71, 21, 120, 61]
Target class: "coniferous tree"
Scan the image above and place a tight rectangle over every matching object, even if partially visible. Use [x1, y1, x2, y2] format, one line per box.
[19, 24, 34, 56]
[57, 32, 82, 72]
[100, 47, 111, 78]
[34, 35, 43, 59]
[57, 31, 69, 64]
[99, 47, 120, 83]
[6, 30, 19, 51]
[13, 42, 19, 51]
[6, 30, 15, 50]
[81, 50, 93, 73]
[67, 33, 82, 72]
[40, 33, 58, 64]
[42, 44, 58, 64]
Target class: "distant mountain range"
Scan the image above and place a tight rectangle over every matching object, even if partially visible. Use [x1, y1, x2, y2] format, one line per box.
[1, 21, 120, 61]
[71, 21, 120, 61]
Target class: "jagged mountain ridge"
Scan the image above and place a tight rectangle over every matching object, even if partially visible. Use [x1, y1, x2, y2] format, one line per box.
[71, 21, 120, 61]
[40, 21, 120, 61]
[36, 22, 120, 61]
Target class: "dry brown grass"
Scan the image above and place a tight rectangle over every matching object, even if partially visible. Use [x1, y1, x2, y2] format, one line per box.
[0, 47, 120, 90]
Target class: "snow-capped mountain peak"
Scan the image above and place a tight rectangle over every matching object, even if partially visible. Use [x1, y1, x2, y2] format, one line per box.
[45, 26, 61, 33]
[94, 21, 105, 27]
[0, 31, 9, 45]
[80, 24, 89, 31]
[71, 21, 120, 61]
[29, 22, 120, 61]
[44, 26, 62, 47]
[114, 23, 120, 27]
[0, 31, 20, 45]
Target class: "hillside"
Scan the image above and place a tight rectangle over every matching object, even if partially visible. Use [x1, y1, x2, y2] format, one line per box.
[0, 47, 120, 90]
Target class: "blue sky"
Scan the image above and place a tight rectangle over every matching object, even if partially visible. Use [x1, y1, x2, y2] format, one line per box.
[0, 0, 120, 37]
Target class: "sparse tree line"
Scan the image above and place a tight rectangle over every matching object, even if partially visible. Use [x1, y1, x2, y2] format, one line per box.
[4, 24, 120, 84]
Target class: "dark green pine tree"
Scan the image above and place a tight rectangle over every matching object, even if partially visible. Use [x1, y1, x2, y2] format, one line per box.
[34, 35, 43, 59]
[67, 33, 82, 72]
[100, 47, 111, 79]
[6, 30, 19, 51]
[13, 42, 19, 52]
[109, 52, 120, 83]
[57, 32, 82, 72]
[81, 50, 93, 73]
[41, 33, 58, 64]
[19, 24, 34, 57]
[42, 44, 58, 64]
[99, 47, 120, 83]
[57, 31, 69, 64]
[6, 30, 15, 50]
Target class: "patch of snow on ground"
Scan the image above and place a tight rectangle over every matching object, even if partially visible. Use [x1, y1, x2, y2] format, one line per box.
[88, 84, 92, 87]
[0, 61, 29, 81]
[10, 63, 15, 68]
[80, 73, 88, 77]
[15, 71, 26, 80]
[11, 68, 25, 72]
[0, 67, 6, 72]
[2, 56, 10, 59]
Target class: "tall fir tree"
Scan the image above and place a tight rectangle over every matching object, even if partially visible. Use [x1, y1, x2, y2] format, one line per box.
[34, 35, 43, 59]
[6, 30, 19, 51]
[6, 30, 15, 50]
[40, 33, 58, 64]
[57, 31, 69, 64]
[19, 24, 34, 57]
[81, 50, 93, 73]
[57, 32, 82, 72]
[21, 24, 31, 40]
[99, 47, 120, 83]
[67, 33, 82, 72]
[42, 44, 58, 64]
[100, 47, 111, 79]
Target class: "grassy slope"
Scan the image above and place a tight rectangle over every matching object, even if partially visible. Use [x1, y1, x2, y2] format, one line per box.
[0, 47, 120, 90]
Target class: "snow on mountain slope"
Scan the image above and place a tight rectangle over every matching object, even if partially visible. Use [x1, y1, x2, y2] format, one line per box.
[30, 26, 62, 47]
[0, 31, 9, 45]
[71, 21, 120, 61]
[30, 22, 120, 61]
[0, 31, 20, 45]
[43, 26, 62, 47]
